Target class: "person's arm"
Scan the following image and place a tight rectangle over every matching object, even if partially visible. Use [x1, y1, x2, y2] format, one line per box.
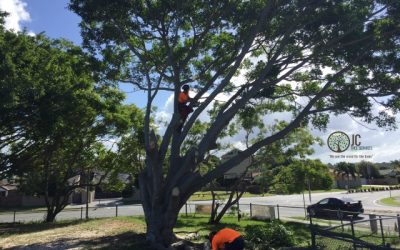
[211, 239, 219, 250]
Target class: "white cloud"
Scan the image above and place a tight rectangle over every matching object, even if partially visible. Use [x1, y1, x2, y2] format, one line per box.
[152, 59, 400, 165]
[0, 0, 30, 32]
[309, 110, 400, 164]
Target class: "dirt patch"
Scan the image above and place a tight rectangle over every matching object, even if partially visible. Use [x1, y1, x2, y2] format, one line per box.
[0, 218, 146, 249]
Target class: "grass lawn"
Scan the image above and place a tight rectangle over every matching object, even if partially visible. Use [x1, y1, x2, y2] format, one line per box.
[188, 191, 272, 201]
[189, 189, 345, 201]
[379, 196, 400, 206]
[310, 189, 345, 193]
[0, 206, 47, 213]
[0, 215, 312, 249]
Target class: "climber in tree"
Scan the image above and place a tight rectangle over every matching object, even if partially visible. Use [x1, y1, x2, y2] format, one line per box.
[177, 84, 194, 131]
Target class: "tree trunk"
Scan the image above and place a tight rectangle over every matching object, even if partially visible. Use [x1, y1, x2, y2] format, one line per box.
[209, 191, 219, 224]
[44, 194, 69, 223]
[144, 209, 179, 249]
[210, 189, 244, 224]
[45, 209, 58, 222]
[139, 169, 191, 249]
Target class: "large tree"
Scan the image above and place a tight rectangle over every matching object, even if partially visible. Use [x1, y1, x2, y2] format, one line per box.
[0, 15, 144, 222]
[271, 159, 333, 194]
[70, 1, 400, 247]
[356, 161, 381, 180]
[334, 161, 357, 186]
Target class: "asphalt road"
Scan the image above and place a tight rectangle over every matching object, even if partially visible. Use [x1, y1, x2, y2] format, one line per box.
[2, 190, 400, 226]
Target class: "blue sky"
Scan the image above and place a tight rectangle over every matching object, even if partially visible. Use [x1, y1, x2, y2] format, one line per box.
[1, 0, 400, 164]
[19, 0, 155, 108]
[24, 0, 81, 44]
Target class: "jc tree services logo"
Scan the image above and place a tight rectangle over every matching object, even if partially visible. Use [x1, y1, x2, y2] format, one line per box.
[327, 131, 350, 153]
[327, 131, 373, 159]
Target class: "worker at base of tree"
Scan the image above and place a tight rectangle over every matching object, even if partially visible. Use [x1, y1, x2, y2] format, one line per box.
[177, 84, 193, 131]
[208, 228, 245, 250]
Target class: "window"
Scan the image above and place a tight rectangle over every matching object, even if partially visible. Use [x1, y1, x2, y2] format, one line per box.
[318, 199, 329, 205]
[329, 199, 343, 205]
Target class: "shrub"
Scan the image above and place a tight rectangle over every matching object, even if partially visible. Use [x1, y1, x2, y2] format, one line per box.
[247, 185, 262, 194]
[245, 221, 295, 249]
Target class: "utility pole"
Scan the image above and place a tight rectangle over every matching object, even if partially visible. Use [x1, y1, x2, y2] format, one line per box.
[302, 191, 307, 217]
[308, 175, 312, 203]
[86, 169, 89, 219]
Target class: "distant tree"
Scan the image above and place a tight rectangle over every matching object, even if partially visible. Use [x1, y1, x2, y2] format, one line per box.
[391, 160, 400, 175]
[0, 17, 143, 222]
[333, 162, 358, 189]
[356, 161, 381, 180]
[334, 162, 357, 178]
[253, 124, 323, 192]
[271, 159, 333, 194]
[100, 107, 146, 193]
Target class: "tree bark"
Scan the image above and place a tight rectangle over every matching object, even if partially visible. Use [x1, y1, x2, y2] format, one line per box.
[45, 209, 58, 223]
[139, 166, 187, 249]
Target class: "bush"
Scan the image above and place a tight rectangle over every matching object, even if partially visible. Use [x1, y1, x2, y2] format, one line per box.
[247, 185, 262, 194]
[245, 221, 295, 249]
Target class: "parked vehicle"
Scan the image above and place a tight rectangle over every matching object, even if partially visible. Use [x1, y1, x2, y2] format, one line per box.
[307, 198, 364, 218]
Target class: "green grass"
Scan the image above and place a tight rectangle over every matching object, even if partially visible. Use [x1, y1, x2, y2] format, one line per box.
[0, 206, 47, 213]
[188, 191, 272, 201]
[379, 196, 400, 206]
[310, 189, 345, 193]
[0, 214, 313, 249]
[4, 214, 395, 249]
[189, 189, 344, 201]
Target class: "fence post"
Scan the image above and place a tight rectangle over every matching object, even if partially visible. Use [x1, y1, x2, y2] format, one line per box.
[13, 210, 16, 223]
[379, 216, 385, 246]
[397, 214, 400, 238]
[309, 214, 316, 248]
[350, 218, 356, 250]
[370, 214, 378, 234]
[339, 209, 344, 232]
[116, 205, 118, 217]
[80, 207, 83, 220]
[249, 203, 252, 218]
[276, 204, 280, 220]
[185, 203, 188, 216]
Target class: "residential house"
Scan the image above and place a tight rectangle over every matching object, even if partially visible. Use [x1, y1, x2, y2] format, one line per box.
[221, 149, 252, 180]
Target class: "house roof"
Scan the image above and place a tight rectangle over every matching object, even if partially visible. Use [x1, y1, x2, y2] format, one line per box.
[379, 169, 396, 177]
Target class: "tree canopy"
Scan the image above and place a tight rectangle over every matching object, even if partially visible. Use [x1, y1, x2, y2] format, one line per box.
[0, 13, 144, 222]
[69, 1, 400, 247]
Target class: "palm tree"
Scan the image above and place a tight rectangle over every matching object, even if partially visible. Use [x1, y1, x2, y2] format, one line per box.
[334, 162, 357, 189]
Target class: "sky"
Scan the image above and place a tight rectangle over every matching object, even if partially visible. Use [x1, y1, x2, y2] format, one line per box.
[1, 0, 399, 164]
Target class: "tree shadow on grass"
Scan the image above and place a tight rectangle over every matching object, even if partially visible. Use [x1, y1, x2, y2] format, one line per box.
[3, 231, 152, 250]
[0, 219, 89, 237]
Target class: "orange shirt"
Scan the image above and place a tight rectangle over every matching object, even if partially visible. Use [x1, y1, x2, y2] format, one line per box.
[178, 92, 189, 104]
[212, 228, 241, 250]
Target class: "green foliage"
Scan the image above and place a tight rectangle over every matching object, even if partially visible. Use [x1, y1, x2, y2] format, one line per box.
[334, 162, 357, 179]
[356, 161, 381, 179]
[270, 159, 333, 194]
[68, 0, 400, 244]
[253, 126, 325, 193]
[245, 221, 295, 249]
[0, 23, 144, 220]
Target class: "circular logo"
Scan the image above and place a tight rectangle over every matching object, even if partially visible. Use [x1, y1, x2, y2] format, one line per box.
[327, 131, 350, 153]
